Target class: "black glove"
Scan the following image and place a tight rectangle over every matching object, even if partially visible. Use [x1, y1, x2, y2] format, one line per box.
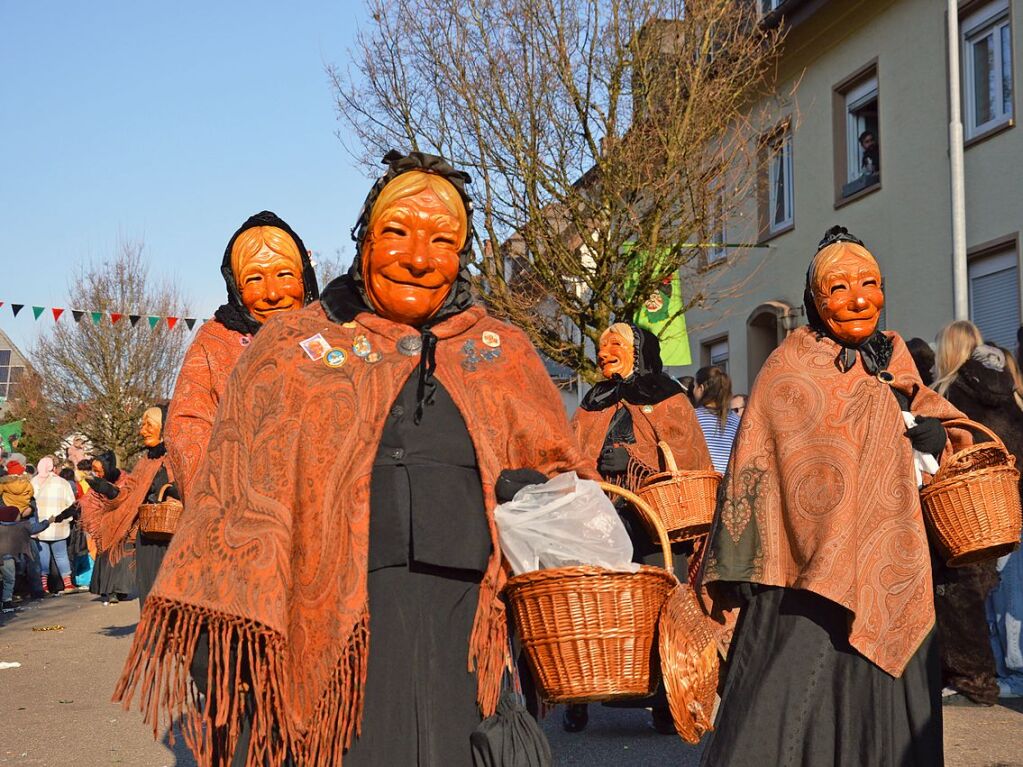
[495, 469, 548, 504]
[87, 476, 120, 500]
[53, 503, 78, 523]
[598, 446, 631, 475]
[906, 417, 947, 459]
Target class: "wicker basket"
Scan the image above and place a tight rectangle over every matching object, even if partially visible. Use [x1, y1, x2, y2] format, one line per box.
[636, 442, 722, 543]
[505, 483, 678, 704]
[138, 484, 183, 541]
[659, 583, 719, 744]
[921, 418, 1022, 567]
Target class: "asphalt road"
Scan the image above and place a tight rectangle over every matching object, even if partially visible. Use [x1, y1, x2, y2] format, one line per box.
[1, 594, 1020, 766]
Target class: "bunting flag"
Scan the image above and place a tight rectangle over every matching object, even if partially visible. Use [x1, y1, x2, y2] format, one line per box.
[1, 299, 204, 333]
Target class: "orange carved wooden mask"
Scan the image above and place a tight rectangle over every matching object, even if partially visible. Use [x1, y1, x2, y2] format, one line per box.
[811, 242, 885, 345]
[231, 226, 306, 324]
[598, 323, 636, 380]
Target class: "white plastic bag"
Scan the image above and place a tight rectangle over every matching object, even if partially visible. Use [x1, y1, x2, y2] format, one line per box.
[494, 471, 638, 576]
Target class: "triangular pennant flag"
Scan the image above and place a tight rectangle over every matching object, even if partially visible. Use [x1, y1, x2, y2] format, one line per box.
[148, 316, 160, 329]
[52, 308, 64, 321]
[32, 306, 44, 320]
[129, 314, 141, 327]
[166, 316, 178, 330]
[110, 313, 123, 324]
[185, 318, 197, 330]
[0, 302, 4, 309]
[91, 312, 103, 325]
[12, 304, 24, 317]
[72, 310, 85, 323]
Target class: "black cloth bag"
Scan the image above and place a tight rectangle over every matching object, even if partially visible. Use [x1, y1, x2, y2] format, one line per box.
[470, 690, 552, 767]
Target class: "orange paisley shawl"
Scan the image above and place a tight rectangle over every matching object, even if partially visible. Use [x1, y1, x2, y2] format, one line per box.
[115, 302, 591, 767]
[165, 320, 250, 505]
[571, 396, 713, 477]
[80, 460, 166, 565]
[701, 327, 969, 677]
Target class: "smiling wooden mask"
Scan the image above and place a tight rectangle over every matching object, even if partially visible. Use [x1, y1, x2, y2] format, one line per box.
[811, 241, 885, 345]
[361, 171, 468, 326]
[598, 323, 636, 380]
[231, 226, 306, 324]
[139, 406, 163, 448]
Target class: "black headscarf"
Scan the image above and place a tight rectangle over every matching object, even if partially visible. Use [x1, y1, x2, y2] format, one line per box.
[213, 211, 320, 336]
[579, 324, 682, 411]
[320, 150, 477, 423]
[803, 226, 893, 375]
[93, 451, 121, 484]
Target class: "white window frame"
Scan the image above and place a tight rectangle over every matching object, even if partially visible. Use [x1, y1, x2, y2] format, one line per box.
[706, 194, 727, 264]
[845, 77, 879, 183]
[767, 131, 794, 233]
[708, 339, 729, 370]
[962, 0, 1014, 138]
[761, 0, 785, 14]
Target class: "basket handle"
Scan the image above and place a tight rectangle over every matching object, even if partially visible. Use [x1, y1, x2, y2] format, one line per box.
[599, 481, 673, 572]
[657, 441, 679, 473]
[939, 417, 1008, 451]
[156, 483, 176, 503]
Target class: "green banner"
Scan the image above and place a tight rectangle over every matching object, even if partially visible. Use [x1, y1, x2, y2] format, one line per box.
[625, 246, 692, 366]
[0, 420, 24, 451]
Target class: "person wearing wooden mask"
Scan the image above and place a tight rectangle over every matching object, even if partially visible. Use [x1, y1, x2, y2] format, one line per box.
[569, 322, 712, 734]
[697, 227, 970, 767]
[118, 151, 589, 767]
[164, 213, 319, 507]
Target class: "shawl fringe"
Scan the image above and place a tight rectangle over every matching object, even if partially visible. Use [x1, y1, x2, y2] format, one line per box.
[469, 572, 509, 717]
[115, 597, 369, 767]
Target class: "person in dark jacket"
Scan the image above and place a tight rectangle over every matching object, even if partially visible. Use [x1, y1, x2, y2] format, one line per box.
[935, 320, 1023, 701]
[1, 505, 50, 612]
[907, 337, 936, 387]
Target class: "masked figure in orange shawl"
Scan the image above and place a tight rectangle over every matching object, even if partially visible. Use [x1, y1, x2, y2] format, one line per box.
[165, 212, 319, 506]
[567, 322, 712, 733]
[83, 451, 134, 604]
[117, 151, 589, 767]
[698, 227, 968, 767]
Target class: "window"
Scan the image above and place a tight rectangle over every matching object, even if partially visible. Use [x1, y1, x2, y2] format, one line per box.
[767, 129, 794, 233]
[703, 338, 730, 373]
[705, 195, 727, 264]
[841, 75, 880, 198]
[0, 349, 16, 404]
[963, 0, 1014, 138]
[969, 247, 1020, 350]
[761, 0, 785, 14]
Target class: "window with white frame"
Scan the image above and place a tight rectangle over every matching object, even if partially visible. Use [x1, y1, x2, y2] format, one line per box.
[767, 129, 794, 233]
[962, 0, 1014, 138]
[969, 247, 1020, 350]
[761, 0, 785, 14]
[706, 195, 727, 264]
[844, 76, 879, 186]
[705, 338, 730, 373]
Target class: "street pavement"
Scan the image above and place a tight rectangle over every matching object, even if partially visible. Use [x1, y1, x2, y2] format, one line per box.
[1, 594, 1021, 766]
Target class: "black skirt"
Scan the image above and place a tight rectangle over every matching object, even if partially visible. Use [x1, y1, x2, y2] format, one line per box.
[135, 534, 169, 608]
[700, 586, 943, 767]
[343, 562, 483, 767]
[89, 545, 136, 597]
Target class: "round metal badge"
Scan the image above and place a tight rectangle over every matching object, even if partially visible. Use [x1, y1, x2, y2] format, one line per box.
[239, 335, 251, 347]
[482, 331, 501, 348]
[877, 370, 894, 384]
[397, 335, 423, 356]
[366, 351, 383, 364]
[352, 335, 372, 358]
[641, 405, 654, 414]
[324, 348, 347, 368]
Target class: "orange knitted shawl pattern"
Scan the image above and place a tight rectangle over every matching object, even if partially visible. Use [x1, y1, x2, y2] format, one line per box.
[701, 328, 968, 677]
[165, 320, 249, 505]
[79, 464, 163, 565]
[116, 301, 590, 767]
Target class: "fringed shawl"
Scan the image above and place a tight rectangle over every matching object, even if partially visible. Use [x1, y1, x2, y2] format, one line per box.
[701, 327, 969, 676]
[116, 301, 591, 766]
[79, 465, 156, 564]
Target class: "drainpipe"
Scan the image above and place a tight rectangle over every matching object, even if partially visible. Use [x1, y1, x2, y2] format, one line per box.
[948, 0, 969, 320]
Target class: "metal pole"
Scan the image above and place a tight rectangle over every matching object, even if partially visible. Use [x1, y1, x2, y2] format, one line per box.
[948, 0, 969, 320]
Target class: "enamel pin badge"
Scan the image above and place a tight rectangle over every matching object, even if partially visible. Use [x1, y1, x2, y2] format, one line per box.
[300, 333, 331, 361]
[324, 348, 348, 368]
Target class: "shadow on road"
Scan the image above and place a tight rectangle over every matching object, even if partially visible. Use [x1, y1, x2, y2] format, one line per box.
[99, 622, 138, 637]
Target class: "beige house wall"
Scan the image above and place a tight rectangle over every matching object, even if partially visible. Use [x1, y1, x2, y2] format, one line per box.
[676, 0, 1022, 393]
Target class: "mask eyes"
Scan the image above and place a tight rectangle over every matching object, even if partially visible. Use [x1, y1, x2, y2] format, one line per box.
[862, 278, 878, 287]
[432, 234, 456, 246]
[382, 224, 407, 236]
[829, 283, 848, 294]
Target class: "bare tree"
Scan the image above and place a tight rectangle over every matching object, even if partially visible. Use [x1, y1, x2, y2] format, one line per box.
[313, 247, 351, 287]
[332, 0, 784, 379]
[23, 241, 190, 465]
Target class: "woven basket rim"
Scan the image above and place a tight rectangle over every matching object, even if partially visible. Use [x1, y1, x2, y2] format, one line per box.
[922, 464, 1020, 497]
[505, 563, 678, 590]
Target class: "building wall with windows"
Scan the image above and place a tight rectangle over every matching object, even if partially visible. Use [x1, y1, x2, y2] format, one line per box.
[677, 0, 1022, 393]
[0, 326, 29, 419]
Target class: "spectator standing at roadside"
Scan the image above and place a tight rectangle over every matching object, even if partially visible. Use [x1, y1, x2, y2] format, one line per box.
[31, 456, 78, 594]
[694, 366, 741, 473]
[730, 393, 748, 419]
[1, 504, 50, 612]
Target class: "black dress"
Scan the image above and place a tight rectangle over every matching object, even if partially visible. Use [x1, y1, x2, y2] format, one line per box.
[135, 446, 170, 609]
[343, 374, 490, 766]
[700, 586, 943, 767]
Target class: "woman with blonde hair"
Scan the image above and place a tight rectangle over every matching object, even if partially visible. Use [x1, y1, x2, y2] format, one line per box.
[935, 319, 1023, 701]
[693, 366, 740, 473]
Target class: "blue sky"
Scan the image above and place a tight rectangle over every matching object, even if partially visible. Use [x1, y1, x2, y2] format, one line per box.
[0, 1, 371, 354]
